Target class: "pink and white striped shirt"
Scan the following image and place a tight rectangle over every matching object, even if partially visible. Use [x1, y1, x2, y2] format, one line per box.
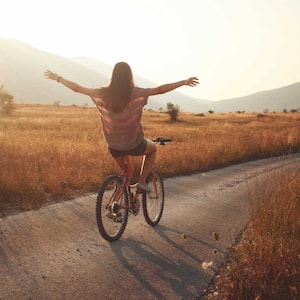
[90, 87, 149, 151]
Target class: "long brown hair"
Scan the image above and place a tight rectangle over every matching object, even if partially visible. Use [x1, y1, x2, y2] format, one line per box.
[104, 62, 134, 113]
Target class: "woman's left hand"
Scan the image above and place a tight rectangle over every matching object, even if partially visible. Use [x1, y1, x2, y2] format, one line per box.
[185, 77, 199, 87]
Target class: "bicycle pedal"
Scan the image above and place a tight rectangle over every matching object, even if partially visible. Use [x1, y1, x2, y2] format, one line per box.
[106, 211, 113, 219]
[114, 213, 123, 223]
[132, 199, 140, 216]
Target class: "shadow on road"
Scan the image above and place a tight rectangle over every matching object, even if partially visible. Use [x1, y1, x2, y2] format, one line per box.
[109, 225, 223, 299]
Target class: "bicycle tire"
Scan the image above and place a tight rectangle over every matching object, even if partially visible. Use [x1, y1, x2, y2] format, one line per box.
[96, 175, 129, 241]
[142, 169, 164, 226]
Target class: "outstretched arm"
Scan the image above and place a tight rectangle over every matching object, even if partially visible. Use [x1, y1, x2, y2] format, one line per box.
[44, 70, 94, 96]
[148, 77, 199, 96]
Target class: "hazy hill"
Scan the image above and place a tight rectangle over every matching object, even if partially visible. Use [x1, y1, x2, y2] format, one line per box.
[209, 83, 300, 112]
[0, 39, 209, 111]
[0, 39, 108, 106]
[0, 38, 299, 112]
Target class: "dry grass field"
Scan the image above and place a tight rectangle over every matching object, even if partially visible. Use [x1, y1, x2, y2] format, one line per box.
[1, 104, 299, 216]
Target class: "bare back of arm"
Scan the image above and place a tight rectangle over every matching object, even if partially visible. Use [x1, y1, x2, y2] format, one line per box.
[148, 77, 199, 96]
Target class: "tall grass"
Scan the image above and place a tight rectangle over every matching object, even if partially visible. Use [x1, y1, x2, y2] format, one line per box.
[211, 168, 300, 300]
[0, 104, 299, 216]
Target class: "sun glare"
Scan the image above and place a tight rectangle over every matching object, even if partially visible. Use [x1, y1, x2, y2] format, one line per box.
[1, 0, 300, 100]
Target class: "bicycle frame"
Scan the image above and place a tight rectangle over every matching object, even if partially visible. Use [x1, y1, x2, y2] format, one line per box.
[121, 137, 171, 200]
[124, 155, 159, 196]
[109, 154, 159, 215]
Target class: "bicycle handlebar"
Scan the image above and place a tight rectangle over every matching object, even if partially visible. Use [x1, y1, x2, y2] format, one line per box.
[152, 137, 172, 145]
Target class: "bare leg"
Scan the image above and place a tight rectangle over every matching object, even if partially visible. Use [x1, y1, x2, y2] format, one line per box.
[139, 140, 157, 184]
[114, 156, 134, 184]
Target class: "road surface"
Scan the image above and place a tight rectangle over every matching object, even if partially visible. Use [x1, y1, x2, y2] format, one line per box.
[0, 154, 299, 300]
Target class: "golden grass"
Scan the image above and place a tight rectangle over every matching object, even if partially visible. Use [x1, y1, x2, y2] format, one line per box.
[212, 168, 300, 300]
[0, 104, 300, 216]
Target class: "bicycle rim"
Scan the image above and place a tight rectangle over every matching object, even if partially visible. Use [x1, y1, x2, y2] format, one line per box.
[96, 175, 128, 241]
[142, 169, 164, 226]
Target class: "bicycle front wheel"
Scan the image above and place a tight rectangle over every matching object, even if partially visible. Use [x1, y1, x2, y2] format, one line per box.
[96, 175, 129, 242]
[142, 169, 164, 226]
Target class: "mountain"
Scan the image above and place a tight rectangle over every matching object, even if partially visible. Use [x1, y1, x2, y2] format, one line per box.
[0, 39, 108, 106]
[0, 38, 209, 111]
[71, 57, 300, 113]
[208, 83, 300, 112]
[0, 38, 299, 112]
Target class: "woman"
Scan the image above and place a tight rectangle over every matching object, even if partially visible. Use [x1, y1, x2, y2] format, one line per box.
[44, 62, 199, 192]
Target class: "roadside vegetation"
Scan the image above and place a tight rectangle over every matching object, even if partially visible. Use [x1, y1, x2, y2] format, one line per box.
[204, 168, 300, 300]
[0, 85, 15, 116]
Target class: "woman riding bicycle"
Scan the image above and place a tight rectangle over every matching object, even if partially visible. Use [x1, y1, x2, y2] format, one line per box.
[44, 62, 199, 192]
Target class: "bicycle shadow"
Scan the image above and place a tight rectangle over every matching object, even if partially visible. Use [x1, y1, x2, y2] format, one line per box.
[154, 225, 226, 258]
[109, 225, 222, 299]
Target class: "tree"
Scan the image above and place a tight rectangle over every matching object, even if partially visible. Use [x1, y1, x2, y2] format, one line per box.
[0, 85, 15, 115]
[166, 102, 180, 121]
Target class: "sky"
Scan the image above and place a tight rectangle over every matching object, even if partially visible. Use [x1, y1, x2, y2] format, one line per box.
[1, 0, 300, 100]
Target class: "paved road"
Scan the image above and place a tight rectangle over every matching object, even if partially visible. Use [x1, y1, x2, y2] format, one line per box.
[0, 154, 299, 300]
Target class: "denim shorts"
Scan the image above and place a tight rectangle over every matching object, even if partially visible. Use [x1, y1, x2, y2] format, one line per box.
[108, 139, 147, 158]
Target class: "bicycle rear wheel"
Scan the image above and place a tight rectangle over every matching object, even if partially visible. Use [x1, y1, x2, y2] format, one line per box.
[96, 175, 128, 241]
[142, 169, 164, 226]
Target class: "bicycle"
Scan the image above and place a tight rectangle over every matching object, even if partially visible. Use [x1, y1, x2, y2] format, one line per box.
[95, 137, 172, 242]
